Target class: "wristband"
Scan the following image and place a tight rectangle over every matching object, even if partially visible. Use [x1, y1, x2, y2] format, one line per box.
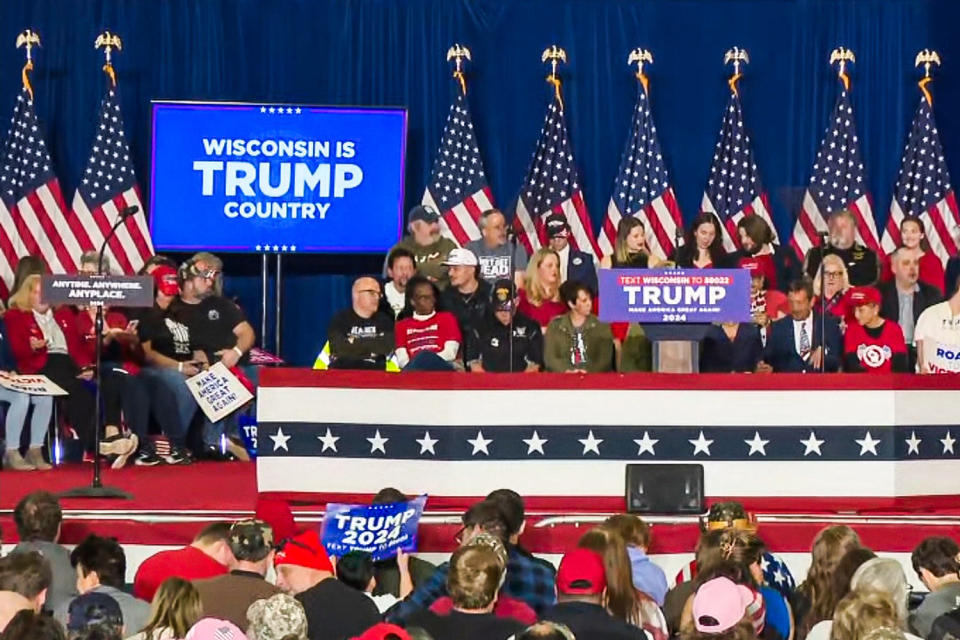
[232, 346, 244, 358]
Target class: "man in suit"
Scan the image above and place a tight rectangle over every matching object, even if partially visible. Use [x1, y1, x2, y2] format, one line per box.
[879, 246, 942, 371]
[544, 213, 598, 295]
[758, 278, 842, 373]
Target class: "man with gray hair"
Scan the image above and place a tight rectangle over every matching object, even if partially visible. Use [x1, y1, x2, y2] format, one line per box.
[384, 205, 457, 289]
[466, 208, 528, 288]
[804, 209, 879, 286]
[879, 246, 941, 370]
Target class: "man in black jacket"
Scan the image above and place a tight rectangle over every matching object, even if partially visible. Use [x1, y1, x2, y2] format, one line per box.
[542, 548, 645, 640]
[465, 280, 542, 373]
[327, 276, 395, 370]
[440, 248, 491, 341]
[879, 247, 942, 370]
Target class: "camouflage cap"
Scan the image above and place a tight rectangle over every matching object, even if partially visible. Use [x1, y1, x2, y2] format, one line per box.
[464, 531, 508, 567]
[229, 519, 275, 562]
[702, 502, 756, 532]
[246, 593, 308, 640]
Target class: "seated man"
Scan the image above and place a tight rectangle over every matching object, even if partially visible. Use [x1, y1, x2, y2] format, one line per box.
[384, 205, 458, 289]
[545, 213, 597, 293]
[880, 246, 942, 370]
[758, 278, 841, 373]
[395, 276, 461, 371]
[382, 248, 416, 318]
[327, 277, 395, 370]
[405, 544, 526, 640]
[0, 551, 51, 616]
[804, 209, 879, 286]
[465, 279, 543, 373]
[441, 249, 491, 341]
[11, 492, 76, 613]
[916, 276, 960, 373]
[909, 537, 960, 638]
[843, 286, 909, 373]
[466, 208, 528, 288]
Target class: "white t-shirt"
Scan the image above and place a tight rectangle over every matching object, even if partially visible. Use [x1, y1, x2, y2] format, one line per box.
[384, 282, 405, 318]
[915, 301, 960, 372]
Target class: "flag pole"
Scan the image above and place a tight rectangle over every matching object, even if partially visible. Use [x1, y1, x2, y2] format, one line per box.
[15, 29, 40, 100]
[60, 31, 133, 500]
[628, 48, 653, 95]
[541, 45, 567, 107]
[724, 47, 749, 96]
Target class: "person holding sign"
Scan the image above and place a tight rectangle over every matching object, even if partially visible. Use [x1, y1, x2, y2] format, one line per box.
[4, 275, 137, 463]
[915, 277, 960, 374]
[0, 315, 53, 471]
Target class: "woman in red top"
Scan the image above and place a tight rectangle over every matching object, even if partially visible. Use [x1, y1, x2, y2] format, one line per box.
[880, 215, 945, 294]
[4, 275, 137, 462]
[518, 248, 566, 330]
[394, 276, 461, 370]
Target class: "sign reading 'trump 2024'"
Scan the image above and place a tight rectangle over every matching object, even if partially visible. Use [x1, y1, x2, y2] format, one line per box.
[598, 269, 751, 323]
[150, 102, 407, 254]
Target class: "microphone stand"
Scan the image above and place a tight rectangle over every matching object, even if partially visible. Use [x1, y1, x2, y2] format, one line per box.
[817, 232, 828, 374]
[61, 209, 138, 499]
[507, 228, 517, 374]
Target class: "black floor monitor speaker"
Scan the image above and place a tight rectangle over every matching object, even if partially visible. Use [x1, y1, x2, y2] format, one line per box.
[626, 464, 704, 514]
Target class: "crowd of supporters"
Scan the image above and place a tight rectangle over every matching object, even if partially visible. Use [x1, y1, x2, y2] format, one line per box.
[0, 251, 257, 472]
[327, 204, 960, 374]
[2, 490, 959, 640]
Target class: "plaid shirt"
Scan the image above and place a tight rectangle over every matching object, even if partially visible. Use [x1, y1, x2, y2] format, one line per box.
[387, 546, 557, 624]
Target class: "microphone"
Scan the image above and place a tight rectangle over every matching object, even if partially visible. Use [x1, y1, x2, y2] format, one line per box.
[818, 230, 830, 246]
[119, 205, 140, 220]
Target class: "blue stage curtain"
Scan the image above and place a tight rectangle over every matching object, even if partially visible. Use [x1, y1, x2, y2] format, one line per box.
[1, 0, 957, 364]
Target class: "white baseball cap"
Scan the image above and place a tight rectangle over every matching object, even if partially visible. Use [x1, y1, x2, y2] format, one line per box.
[442, 248, 479, 267]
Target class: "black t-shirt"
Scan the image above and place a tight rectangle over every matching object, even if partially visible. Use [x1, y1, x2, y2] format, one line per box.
[170, 296, 247, 363]
[465, 311, 543, 372]
[404, 610, 524, 640]
[297, 578, 382, 640]
[327, 308, 395, 366]
[806, 243, 879, 286]
[138, 306, 193, 362]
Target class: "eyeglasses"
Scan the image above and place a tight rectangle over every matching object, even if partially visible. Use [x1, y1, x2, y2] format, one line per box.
[197, 269, 219, 280]
[358, 289, 382, 298]
[824, 270, 844, 278]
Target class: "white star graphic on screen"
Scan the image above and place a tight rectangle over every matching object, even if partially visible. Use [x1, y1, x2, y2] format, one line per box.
[634, 431, 658, 456]
[744, 431, 770, 456]
[905, 431, 922, 455]
[366, 430, 389, 454]
[942, 431, 956, 454]
[416, 431, 439, 455]
[270, 427, 291, 452]
[317, 428, 339, 453]
[579, 430, 603, 455]
[801, 431, 825, 456]
[523, 431, 548, 455]
[856, 431, 881, 456]
[689, 431, 713, 456]
[468, 430, 493, 455]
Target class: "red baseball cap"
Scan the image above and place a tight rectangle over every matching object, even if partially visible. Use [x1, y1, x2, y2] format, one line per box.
[273, 530, 333, 573]
[352, 624, 411, 640]
[557, 548, 606, 595]
[846, 285, 881, 308]
[152, 265, 179, 297]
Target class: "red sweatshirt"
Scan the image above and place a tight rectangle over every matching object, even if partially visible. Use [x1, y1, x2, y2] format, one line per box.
[395, 312, 461, 358]
[844, 319, 908, 373]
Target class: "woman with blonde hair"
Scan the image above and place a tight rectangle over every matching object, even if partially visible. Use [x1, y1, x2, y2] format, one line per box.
[830, 588, 919, 640]
[578, 525, 669, 639]
[811, 254, 851, 320]
[600, 217, 661, 269]
[794, 525, 861, 639]
[127, 577, 202, 640]
[518, 248, 566, 330]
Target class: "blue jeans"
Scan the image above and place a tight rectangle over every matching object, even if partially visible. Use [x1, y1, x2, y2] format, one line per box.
[0, 388, 53, 450]
[137, 365, 236, 448]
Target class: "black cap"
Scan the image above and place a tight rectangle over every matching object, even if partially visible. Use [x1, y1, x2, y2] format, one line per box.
[67, 592, 123, 632]
[544, 213, 570, 238]
[408, 204, 440, 224]
[492, 279, 516, 311]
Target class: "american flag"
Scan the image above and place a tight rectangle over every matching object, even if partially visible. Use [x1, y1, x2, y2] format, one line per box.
[514, 92, 600, 259]
[422, 91, 494, 247]
[701, 91, 778, 252]
[70, 84, 153, 275]
[598, 82, 683, 261]
[791, 83, 879, 259]
[881, 92, 959, 264]
[0, 88, 82, 296]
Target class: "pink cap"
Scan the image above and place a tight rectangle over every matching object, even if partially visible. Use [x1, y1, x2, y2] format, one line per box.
[692, 577, 754, 634]
[186, 619, 247, 640]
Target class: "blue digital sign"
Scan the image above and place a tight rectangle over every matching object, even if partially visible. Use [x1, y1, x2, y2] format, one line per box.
[149, 102, 407, 253]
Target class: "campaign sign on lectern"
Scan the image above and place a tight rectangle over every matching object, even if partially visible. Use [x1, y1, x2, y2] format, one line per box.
[598, 269, 751, 373]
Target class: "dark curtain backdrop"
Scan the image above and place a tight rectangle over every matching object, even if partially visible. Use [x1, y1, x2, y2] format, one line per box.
[3, 0, 960, 364]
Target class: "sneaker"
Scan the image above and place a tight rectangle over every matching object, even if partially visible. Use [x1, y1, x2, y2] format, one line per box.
[134, 449, 162, 466]
[100, 433, 138, 457]
[4, 449, 35, 471]
[163, 445, 192, 466]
